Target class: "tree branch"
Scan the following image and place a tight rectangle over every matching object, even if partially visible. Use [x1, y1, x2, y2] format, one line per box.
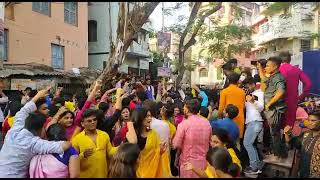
[183, 2, 222, 52]
[98, 2, 159, 84]
[179, 2, 202, 51]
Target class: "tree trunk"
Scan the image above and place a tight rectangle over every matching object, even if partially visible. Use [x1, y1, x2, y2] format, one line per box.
[175, 2, 222, 86]
[97, 2, 159, 86]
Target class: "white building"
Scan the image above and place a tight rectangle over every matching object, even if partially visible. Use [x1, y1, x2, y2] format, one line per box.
[88, 2, 152, 76]
[252, 2, 319, 59]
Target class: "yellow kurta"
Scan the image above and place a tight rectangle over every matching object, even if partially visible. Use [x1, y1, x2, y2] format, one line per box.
[227, 148, 242, 171]
[204, 162, 218, 178]
[71, 130, 118, 178]
[136, 130, 171, 178]
[163, 120, 176, 141]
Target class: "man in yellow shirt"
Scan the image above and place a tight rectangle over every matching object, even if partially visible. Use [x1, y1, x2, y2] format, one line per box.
[71, 109, 118, 178]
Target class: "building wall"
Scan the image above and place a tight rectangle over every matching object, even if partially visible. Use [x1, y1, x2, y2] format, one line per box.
[4, 2, 88, 70]
[88, 2, 151, 71]
[253, 2, 318, 59]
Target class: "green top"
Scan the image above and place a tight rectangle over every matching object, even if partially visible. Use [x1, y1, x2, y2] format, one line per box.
[264, 72, 286, 111]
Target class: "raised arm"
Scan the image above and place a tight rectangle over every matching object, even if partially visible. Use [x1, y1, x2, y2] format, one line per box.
[11, 87, 50, 132]
[299, 71, 312, 101]
[100, 88, 117, 103]
[0, 90, 8, 104]
[31, 137, 71, 155]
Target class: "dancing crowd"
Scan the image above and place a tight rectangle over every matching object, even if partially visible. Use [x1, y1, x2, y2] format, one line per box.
[0, 50, 319, 178]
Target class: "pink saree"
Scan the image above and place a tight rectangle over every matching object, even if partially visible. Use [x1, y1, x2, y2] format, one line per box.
[29, 154, 69, 178]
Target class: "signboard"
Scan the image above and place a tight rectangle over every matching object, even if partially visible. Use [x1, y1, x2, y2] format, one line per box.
[157, 32, 171, 53]
[139, 59, 149, 70]
[11, 79, 37, 90]
[157, 67, 171, 77]
[11, 79, 53, 90]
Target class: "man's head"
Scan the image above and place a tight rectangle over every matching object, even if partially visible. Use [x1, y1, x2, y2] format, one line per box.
[146, 79, 151, 85]
[228, 73, 240, 85]
[222, 62, 233, 76]
[229, 58, 238, 69]
[81, 109, 98, 131]
[36, 98, 49, 117]
[135, 91, 148, 103]
[98, 102, 109, 113]
[307, 111, 320, 131]
[184, 99, 201, 118]
[25, 113, 47, 138]
[266, 56, 282, 75]
[199, 107, 209, 118]
[224, 104, 239, 119]
[24, 87, 32, 96]
[243, 77, 256, 92]
[278, 51, 291, 64]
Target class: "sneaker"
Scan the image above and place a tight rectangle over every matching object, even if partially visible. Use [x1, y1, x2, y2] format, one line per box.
[244, 167, 262, 175]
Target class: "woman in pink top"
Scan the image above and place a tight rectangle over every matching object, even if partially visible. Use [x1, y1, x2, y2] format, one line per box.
[279, 51, 312, 127]
[173, 105, 184, 126]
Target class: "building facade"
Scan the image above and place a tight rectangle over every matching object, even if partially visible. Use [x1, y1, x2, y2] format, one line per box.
[88, 2, 152, 77]
[4, 2, 88, 70]
[191, 2, 257, 86]
[251, 2, 319, 59]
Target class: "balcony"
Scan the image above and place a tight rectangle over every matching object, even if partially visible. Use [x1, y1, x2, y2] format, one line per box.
[127, 41, 151, 58]
[252, 3, 315, 46]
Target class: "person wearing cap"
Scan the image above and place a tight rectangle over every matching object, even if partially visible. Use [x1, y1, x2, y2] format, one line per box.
[278, 51, 312, 128]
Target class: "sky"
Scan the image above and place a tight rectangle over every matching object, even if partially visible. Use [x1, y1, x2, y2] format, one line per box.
[149, 2, 190, 32]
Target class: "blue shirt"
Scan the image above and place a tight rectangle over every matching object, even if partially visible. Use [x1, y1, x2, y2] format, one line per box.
[210, 118, 239, 143]
[199, 91, 208, 107]
[53, 147, 78, 166]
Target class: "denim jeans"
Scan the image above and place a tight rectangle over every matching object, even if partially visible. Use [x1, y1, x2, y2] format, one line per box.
[244, 121, 263, 170]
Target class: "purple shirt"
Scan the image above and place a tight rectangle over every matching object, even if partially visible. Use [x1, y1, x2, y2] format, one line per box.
[279, 63, 312, 127]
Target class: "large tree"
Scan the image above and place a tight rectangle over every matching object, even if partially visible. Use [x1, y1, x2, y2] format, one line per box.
[97, 2, 159, 86]
[172, 2, 223, 86]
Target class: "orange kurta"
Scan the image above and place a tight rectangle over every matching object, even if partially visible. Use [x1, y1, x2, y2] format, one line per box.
[218, 84, 245, 138]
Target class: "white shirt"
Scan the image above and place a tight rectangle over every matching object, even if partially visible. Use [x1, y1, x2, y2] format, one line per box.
[0, 96, 9, 123]
[0, 101, 64, 178]
[245, 89, 264, 124]
[151, 117, 170, 144]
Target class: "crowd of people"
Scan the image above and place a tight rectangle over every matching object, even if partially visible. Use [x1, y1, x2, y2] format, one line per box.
[0, 50, 318, 178]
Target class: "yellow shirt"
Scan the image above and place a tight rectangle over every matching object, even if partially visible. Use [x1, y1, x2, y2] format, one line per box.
[71, 130, 118, 178]
[163, 120, 176, 141]
[205, 162, 218, 178]
[228, 148, 242, 171]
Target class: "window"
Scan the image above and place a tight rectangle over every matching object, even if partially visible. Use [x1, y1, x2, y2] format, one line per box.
[217, 67, 223, 80]
[301, 39, 311, 52]
[32, 2, 50, 16]
[88, 20, 97, 42]
[51, 44, 64, 69]
[64, 2, 77, 26]
[199, 68, 208, 78]
[4, 30, 8, 61]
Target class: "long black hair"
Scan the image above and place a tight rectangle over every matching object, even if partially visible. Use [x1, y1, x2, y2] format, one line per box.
[206, 147, 240, 177]
[108, 143, 140, 178]
[131, 108, 148, 138]
[46, 123, 67, 141]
